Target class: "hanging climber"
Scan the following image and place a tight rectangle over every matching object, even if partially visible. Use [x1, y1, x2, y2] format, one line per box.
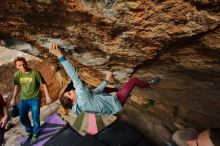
[49, 42, 160, 115]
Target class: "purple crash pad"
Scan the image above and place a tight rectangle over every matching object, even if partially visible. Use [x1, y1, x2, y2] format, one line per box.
[20, 113, 66, 146]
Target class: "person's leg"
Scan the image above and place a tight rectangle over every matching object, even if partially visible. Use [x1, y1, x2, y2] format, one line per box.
[116, 77, 150, 105]
[19, 100, 33, 134]
[30, 99, 41, 136]
[0, 127, 4, 145]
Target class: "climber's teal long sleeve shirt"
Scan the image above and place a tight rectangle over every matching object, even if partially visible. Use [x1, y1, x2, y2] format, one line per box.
[60, 58, 122, 115]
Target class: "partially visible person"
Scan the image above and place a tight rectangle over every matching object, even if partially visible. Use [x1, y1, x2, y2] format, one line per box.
[173, 127, 220, 146]
[10, 57, 52, 143]
[0, 94, 8, 146]
[49, 42, 160, 115]
[186, 128, 220, 146]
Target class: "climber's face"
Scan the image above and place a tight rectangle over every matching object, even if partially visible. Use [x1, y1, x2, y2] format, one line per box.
[64, 89, 76, 103]
[186, 130, 214, 146]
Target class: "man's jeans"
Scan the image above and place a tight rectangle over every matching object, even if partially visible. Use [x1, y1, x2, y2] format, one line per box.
[19, 98, 41, 135]
[0, 127, 4, 144]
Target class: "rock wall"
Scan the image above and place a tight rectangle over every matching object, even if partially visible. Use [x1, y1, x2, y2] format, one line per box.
[122, 27, 220, 145]
[0, 0, 220, 145]
[0, 0, 219, 80]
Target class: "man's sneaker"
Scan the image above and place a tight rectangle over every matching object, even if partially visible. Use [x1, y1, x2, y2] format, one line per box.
[31, 134, 38, 144]
[25, 132, 32, 143]
[148, 76, 160, 86]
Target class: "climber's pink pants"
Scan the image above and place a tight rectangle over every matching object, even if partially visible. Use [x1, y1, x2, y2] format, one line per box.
[116, 77, 150, 105]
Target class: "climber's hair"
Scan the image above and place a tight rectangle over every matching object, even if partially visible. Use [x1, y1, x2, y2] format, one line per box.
[60, 81, 75, 109]
[209, 128, 220, 146]
[60, 96, 73, 109]
[14, 57, 28, 65]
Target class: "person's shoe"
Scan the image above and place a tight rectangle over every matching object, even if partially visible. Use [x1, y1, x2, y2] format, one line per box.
[25, 132, 32, 143]
[148, 76, 160, 86]
[31, 134, 38, 144]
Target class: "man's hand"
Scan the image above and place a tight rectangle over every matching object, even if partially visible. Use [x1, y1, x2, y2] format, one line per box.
[46, 96, 52, 104]
[10, 98, 16, 106]
[49, 42, 63, 58]
[0, 116, 7, 128]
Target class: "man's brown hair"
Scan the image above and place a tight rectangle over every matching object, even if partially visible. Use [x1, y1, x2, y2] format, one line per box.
[14, 57, 27, 65]
[209, 128, 220, 146]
